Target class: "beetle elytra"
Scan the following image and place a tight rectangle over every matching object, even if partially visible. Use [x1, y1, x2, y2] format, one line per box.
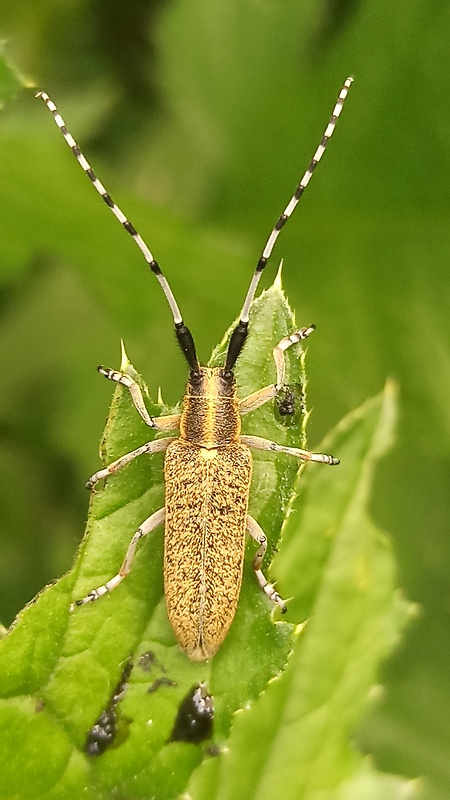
[36, 77, 352, 660]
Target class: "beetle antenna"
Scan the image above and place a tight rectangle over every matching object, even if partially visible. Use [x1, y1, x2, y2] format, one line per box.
[35, 91, 200, 373]
[225, 76, 353, 373]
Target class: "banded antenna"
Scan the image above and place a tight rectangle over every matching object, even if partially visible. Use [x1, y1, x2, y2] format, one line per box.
[35, 91, 200, 374]
[225, 76, 354, 373]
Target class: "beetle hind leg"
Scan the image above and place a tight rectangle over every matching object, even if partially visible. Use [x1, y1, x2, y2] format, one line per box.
[247, 515, 287, 613]
[71, 507, 165, 610]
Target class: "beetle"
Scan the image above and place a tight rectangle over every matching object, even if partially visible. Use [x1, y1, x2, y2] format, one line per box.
[36, 77, 352, 660]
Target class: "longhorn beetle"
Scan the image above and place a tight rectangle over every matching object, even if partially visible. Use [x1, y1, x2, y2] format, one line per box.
[36, 77, 352, 660]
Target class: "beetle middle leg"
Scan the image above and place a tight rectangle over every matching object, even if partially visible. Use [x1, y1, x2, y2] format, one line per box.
[247, 515, 287, 613]
[86, 436, 175, 489]
[241, 434, 339, 465]
[71, 508, 165, 609]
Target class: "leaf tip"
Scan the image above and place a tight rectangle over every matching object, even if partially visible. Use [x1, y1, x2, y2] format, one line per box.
[273, 260, 284, 290]
[375, 378, 400, 459]
[384, 376, 399, 401]
[120, 339, 130, 371]
[293, 619, 308, 637]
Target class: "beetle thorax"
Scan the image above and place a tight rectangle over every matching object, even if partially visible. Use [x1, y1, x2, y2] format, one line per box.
[179, 367, 241, 447]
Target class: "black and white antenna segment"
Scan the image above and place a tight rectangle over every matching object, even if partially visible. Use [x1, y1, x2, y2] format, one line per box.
[36, 77, 353, 373]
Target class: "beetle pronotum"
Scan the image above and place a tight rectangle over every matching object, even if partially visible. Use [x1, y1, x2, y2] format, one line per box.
[36, 77, 352, 660]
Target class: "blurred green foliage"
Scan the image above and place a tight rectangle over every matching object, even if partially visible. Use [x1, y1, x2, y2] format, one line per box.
[0, 0, 448, 797]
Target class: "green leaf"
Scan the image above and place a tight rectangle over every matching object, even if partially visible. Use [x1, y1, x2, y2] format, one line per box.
[334, 760, 420, 800]
[0, 47, 24, 106]
[186, 382, 417, 799]
[0, 279, 314, 799]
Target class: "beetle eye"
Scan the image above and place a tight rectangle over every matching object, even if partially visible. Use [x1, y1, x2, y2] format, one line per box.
[221, 369, 234, 383]
[189, 370, 202, 385]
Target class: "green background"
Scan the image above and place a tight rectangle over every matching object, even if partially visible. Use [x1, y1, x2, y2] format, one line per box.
[0, 0, 448, 797]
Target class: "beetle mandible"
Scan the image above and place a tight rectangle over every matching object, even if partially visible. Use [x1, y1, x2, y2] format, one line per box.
[36, 77, 352, 660]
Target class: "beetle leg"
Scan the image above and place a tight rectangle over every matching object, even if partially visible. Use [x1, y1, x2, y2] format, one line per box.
[71, 507, 165, 609]
[98, 366, 180, 431]
[272, 326, 315, 388]
[239, 325, 315, 416]
[239, 384, 276, 415]
[241, 434, 339, 465]
[86, 436, 175, 489]
[247, 515, 287, 613]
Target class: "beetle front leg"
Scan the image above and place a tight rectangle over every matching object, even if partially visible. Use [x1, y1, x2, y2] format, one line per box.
[239, 325, 315, 416]
[247, 515, 287, 613]
[272, 326, 315, 389]
[87, 436, 175, 489]
[241, 434, 339, 466]
[71, 507, 165, 609]
[98, 366, 181, 431]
